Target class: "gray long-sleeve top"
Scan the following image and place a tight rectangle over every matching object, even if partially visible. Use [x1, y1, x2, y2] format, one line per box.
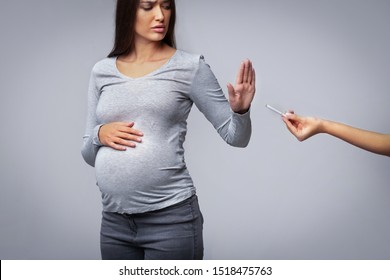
[81, 50, 251, 214]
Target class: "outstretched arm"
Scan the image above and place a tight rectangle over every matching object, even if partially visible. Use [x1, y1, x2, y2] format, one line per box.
[282, 113, 390, 157]
[189, 57, 255, 147]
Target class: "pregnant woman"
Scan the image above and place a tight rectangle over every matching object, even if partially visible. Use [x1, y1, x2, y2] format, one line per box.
[81, 0, 256, 260]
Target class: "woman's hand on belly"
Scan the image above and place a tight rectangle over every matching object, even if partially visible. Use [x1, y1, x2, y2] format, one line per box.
[98, 122, 144, 151]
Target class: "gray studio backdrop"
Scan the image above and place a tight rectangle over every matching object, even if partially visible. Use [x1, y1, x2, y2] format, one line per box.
[0, 0, 389, 260]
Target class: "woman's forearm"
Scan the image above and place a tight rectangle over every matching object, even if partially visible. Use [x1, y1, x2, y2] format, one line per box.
[320, 119, 390, 156]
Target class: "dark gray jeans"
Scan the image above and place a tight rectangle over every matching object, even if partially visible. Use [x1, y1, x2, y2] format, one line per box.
[100, 195, 204, 260]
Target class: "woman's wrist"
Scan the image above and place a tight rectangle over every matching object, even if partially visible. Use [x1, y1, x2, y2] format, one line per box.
[319, 118, 336, 135]
[233, 106, 250, 115]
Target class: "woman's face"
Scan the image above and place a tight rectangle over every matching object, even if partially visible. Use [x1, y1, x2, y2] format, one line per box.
[135, 0, 172, 44]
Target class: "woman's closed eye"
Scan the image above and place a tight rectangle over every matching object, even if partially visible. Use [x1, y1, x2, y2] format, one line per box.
[162, 3, 171, 10]
[140, 4, 153, 11]
[140, 1, 171, 11]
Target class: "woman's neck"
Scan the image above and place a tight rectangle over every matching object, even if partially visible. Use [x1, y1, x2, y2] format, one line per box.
[124, 42, 167, 63]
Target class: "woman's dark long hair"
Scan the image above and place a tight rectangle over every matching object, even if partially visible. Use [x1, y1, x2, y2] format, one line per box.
[108, 0, 176, 58]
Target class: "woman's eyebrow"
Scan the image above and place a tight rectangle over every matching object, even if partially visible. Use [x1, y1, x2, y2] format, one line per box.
[140, 0, 157, 4]
[140, 0, 171, 4]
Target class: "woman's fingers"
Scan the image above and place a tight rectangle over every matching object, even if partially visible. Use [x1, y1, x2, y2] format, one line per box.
[282, 117, 297, 134]
[234, 59, 255, 86]
[118, 132, 142, 143]
[248, 65, 255, 85]
[120, 126, 144, 137]
[104, 136, 133, 151]
[99, 122, 144, 150]
[246, 60, 253, 84]
[236, 61, 245, 85]
[115, 137, 137, 148]
[243, 60, 249, 83]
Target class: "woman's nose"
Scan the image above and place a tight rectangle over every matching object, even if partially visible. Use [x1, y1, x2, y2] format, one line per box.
[154, 6, 164, 21]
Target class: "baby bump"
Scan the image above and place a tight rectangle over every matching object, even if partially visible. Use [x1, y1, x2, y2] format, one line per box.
[94, 145, 187, 195]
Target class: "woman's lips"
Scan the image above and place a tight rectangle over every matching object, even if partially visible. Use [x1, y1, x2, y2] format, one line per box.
[152, 25, 166, 33]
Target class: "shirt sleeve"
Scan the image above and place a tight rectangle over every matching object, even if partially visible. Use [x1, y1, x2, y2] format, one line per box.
[81, 68, 104, 167]
[189, 56, 252, 147]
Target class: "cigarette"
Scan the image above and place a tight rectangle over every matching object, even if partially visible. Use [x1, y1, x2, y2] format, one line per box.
[266, 104, 285, 116]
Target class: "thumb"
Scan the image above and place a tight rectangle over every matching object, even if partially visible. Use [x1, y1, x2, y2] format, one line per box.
[227, 83, 235, 98]
[285, 112, 301, 122]
[282, 115, 301, 136]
